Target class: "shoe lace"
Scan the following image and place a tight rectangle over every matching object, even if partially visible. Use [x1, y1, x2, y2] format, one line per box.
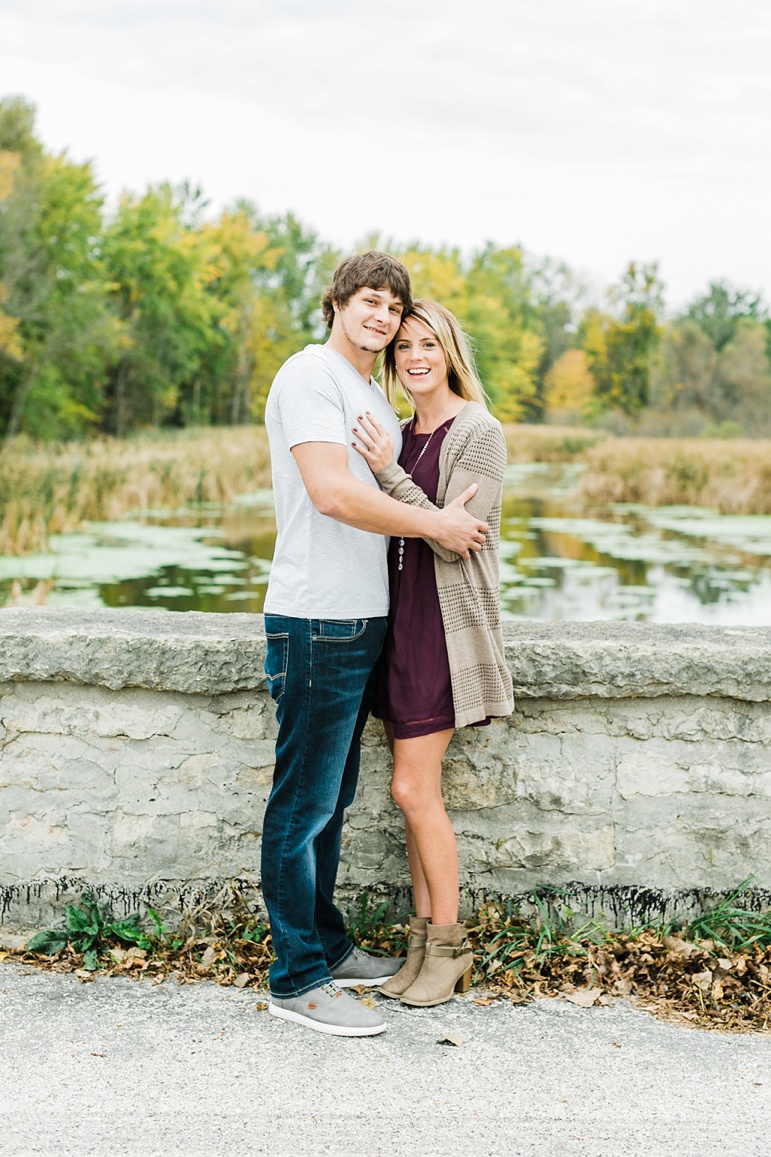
[320, 981, 342, 998]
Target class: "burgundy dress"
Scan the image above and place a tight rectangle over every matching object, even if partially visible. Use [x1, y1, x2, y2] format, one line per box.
[372, 417, 456, 739]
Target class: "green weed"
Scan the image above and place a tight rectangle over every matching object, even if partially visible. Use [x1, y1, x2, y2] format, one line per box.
[25, 890, 150, 971]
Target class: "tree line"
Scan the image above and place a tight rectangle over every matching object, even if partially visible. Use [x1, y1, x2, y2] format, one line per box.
[1, 96, 769, 442]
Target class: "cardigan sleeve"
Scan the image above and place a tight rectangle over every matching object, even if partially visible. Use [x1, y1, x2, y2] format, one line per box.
[374, 420, 507, 563]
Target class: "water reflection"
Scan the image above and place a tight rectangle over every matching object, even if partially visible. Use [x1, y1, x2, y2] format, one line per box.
[2, 466, 771, 624]
[498, 465, 771, 623]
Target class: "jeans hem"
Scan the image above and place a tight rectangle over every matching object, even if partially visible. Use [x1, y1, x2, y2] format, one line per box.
[269, 971, 334, 1000]
[328, 943, 354, 972]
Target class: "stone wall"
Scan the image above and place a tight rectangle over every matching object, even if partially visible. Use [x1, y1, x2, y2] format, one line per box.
[1, 609, 770, 933]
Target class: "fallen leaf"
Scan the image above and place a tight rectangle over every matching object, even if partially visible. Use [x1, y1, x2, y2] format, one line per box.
[436, 1034, 464, 1047]
[598, 995, 616, 1006]
[359, 996, 378, 1010]
[663, 937, 699, 959]
[234, 973, 250, 989]
[565, 989, 600, 1008]
[201, 946, 217, 968]
[254, 1002, 268, 1012]
[692, 970, 713, 994]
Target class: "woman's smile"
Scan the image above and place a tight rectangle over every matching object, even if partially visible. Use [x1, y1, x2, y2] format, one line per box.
[394, 317, 449, 397]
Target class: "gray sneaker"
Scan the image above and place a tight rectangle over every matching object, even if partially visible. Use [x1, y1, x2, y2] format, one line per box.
[330, 946, 406, 988]
[268, 981, 386, 1037]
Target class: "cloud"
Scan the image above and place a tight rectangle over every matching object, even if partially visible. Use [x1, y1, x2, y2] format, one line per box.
[1, 0, 769, 300]
[4, 0, 767, 166]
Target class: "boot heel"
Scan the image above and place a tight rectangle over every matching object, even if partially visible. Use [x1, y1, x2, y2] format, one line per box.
[455, 965, 472, 994]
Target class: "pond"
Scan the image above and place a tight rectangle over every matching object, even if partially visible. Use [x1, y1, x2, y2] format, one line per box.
[2, 463, 771, 624]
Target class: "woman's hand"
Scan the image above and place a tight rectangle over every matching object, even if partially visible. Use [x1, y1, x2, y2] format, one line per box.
[352, 411, 395, 473]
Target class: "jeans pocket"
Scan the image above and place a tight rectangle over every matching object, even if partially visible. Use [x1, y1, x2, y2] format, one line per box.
[313, 618, 367, 643]
[264, 632, 289, 702]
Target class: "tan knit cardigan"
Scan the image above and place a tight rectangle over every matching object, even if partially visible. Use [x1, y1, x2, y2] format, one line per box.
[375, 401, 514, 729]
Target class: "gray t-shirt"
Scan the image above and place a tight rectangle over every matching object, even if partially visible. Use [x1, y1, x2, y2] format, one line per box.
[264, 344, 403, 618]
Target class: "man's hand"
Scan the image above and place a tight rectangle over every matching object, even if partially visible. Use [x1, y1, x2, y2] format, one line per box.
[433, 484, 488, 559]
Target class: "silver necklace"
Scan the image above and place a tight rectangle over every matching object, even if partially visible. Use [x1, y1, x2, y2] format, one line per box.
[397, 405, 450, 572]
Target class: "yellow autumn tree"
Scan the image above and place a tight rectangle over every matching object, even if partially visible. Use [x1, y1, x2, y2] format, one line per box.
[544, 349, 596, 421]
[0, 152, 23, 364]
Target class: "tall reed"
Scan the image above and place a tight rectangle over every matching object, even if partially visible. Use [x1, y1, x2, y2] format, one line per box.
[3, 426, 769, 558]
[501, 423, 607, 462]
[579, 437, 771, 514]
[0, 428, 272, 556]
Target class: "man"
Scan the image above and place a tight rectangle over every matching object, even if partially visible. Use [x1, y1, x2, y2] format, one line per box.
[261, 252, 488, 1036]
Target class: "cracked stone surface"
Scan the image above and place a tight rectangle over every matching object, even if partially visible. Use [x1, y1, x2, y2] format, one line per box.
[1, 609, 770, 931]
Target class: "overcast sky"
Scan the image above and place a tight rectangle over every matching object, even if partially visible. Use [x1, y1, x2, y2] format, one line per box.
[1, 0, 769, 309]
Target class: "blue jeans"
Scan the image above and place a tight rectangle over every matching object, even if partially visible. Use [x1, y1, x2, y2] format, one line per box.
[261, 614, 388, 997]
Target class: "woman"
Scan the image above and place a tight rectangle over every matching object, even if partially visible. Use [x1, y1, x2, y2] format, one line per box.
[352, 300, 514, 1007]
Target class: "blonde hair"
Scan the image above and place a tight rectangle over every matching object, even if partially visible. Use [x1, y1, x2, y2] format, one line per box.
[382, 299, 489, 410]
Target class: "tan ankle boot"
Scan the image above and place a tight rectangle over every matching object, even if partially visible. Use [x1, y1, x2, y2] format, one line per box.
[379, 916, 428, 998]
[399, 922, 473, 1007]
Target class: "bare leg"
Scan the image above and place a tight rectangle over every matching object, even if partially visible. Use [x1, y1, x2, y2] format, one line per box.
[404, 819, 431, 918]
[389, 728, 458, 926]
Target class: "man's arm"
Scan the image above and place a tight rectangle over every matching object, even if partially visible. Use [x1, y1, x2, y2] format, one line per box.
[291, 442, 487, 559]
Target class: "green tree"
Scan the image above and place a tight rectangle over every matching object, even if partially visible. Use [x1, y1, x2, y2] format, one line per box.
[528, 257, 589, 417]
[191, 205, 275, 426]
[686, 280, 767, 352]
[650, 320, 718, 413]
[246, 208, 338, 421]
[464, 244, 544, 421]
[715, 323, 771, 433]
[394, 243, 544, 421]
[396, 244, 468, 315]
[581, 262, 664, 416]
[101, 184, 218, 434]
[0, 98, 120, 440]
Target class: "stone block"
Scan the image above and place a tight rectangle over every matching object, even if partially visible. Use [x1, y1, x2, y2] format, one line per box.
[1, 610, 770, 931]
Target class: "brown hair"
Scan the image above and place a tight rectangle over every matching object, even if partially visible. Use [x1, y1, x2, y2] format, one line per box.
[383, 299, 489, 409]
[321, 251, 413, 329]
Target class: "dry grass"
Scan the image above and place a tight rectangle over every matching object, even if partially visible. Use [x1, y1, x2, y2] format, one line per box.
[579, 437, 771, 514]
[0, 427, 272, 555]
[2, 425, 769, 559]
[501, 423, 607, 463]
